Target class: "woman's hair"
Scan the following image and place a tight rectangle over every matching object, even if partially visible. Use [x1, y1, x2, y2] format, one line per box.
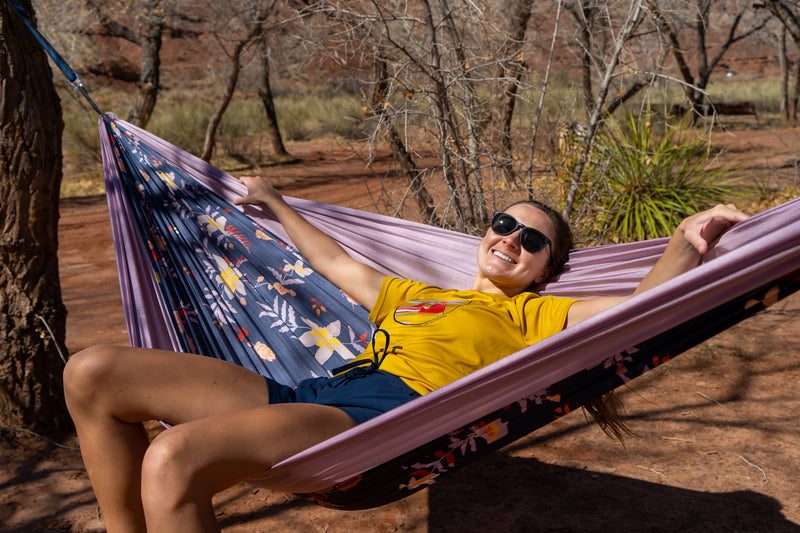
[507, 199, 573, 277]
[509, 202, 632, 442]
[584, 391, 634, 444]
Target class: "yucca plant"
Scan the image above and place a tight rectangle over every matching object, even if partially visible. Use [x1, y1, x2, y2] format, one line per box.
[590, 113, 736, 243]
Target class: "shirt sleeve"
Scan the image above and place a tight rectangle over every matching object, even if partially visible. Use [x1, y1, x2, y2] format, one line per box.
[519, 294, 577, 344]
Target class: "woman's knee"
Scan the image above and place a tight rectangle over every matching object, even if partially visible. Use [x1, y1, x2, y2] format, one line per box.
[141, 428, 202, 510]
[63, 345, 126, 410]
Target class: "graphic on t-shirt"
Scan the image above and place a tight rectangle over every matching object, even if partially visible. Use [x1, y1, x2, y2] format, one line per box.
[393, 299, 470, 326]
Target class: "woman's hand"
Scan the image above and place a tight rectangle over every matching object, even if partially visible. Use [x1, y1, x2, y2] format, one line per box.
[677, 203, 748, 256]
[232, 175, 385, 310]
[233, 176, 283, 209]
[632, 203, 748, 296]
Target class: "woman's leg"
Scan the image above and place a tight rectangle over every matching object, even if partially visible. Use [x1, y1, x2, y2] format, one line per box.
[139, 402, 356, 532]
[63, 344, 275, 533]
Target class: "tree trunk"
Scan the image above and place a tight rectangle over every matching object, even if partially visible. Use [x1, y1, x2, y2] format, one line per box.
[779, 27, 790, 123]
[491, 0, 535, 184]
[0, 0, 70, 434]
[85, 0, 163, 127]
[569, 3, 597, 117]
[791, 57, 800, 123]
[127, 22, 162, 128]
[562, 0, 644, 220]
[368, 54, 439, 225]
[257, 35, 291, 159]
[200, 27, 259, 162]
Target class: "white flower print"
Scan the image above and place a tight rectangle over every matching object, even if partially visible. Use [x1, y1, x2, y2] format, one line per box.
[297, 318, 355, 364]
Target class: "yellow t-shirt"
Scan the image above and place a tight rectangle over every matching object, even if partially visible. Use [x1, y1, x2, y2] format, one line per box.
[351, 277, 576, 395]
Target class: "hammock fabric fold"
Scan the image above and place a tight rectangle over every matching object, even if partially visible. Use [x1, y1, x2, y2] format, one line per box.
[99, 113, 800, 509]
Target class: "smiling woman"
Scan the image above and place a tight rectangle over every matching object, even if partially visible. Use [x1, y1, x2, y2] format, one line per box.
[473, 203, 564, 295]
[63, 171, 747, 532]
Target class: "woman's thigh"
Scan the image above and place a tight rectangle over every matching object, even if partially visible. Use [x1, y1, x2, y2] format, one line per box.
[65, 344, 271, 425]
[142, 402, 357, 495]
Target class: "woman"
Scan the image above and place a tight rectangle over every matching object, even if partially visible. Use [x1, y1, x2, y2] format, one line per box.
[63, 176, 746, 532]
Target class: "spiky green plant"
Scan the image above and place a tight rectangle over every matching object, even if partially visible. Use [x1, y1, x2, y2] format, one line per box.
[591, 114, 736, 243]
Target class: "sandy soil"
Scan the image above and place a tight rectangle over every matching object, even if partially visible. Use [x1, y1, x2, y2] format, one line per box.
[1, 128, 799, 532]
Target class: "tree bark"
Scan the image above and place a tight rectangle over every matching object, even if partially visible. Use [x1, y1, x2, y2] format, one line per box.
[792, 54, 800, 122]
[491, 0, 535, 184]
[779, 27, 791, 123]
[568, 2, 598, 117]
[127, 22, 162, 128]
[367, 53, 439, 225]
[0, 0, 70, 434]
[85, 0, 164, 128]
[200, 25, 261, 162]
[762, 0, 800, 122]
[257, 34, 291, 159]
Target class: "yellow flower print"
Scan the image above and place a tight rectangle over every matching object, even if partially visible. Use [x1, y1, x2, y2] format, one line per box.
[312, 326, 341, 349]
[199, 213, 227, 236]
[472, 419, 508, 444]
[158, 170, 180, 192]
[298, 318, 354, 364]
[212, 255, 246, 300]
[400, 472, 440, 490]
[284, 259, 313, 278]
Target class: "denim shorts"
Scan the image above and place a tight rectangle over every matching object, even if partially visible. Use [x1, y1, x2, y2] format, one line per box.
[265, 368, 421, 425]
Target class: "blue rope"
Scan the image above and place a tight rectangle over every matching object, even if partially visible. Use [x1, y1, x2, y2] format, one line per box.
[4, 0, 103, 115]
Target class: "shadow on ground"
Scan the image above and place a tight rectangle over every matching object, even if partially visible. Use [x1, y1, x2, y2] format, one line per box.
[426, 453, 798, 533]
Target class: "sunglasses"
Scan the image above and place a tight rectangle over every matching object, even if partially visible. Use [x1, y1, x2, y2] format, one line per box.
[491, 211, 553, 262]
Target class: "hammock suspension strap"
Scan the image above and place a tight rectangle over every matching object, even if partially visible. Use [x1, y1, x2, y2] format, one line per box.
[5, 0, 103, 115]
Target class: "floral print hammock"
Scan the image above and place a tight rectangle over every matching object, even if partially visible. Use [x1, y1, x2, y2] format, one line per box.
[103, 116, 375, 385]
[100, 114, 800, 509]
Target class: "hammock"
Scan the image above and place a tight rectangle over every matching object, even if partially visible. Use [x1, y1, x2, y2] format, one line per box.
[99, 112, 800, 509]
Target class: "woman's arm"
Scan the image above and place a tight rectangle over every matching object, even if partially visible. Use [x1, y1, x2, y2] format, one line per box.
[565, 204, 748, 327]
[234, 177, 386, 311]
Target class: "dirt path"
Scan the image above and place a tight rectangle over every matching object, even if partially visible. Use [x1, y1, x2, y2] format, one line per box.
[1, 132, 799, 532]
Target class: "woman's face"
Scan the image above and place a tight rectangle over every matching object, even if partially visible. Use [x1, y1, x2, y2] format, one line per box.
[475, 203, 556, 296]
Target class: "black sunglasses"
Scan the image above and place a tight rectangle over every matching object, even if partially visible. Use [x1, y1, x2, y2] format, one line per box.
[491, 211, 553, 263]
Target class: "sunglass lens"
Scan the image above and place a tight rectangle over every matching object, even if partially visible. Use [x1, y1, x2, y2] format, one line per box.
[492, 213, 518, 235]
[520, 229, 547, 253]
[491, 212, 550, 255]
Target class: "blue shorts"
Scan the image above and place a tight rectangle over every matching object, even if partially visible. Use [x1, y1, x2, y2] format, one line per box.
[265, 368, 421, 425]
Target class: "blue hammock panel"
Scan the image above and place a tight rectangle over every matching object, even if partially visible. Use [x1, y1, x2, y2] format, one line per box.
[103, 117, 375, 386]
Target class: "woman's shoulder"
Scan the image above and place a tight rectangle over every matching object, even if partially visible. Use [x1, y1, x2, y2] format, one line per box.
[512, 291, 579, 312]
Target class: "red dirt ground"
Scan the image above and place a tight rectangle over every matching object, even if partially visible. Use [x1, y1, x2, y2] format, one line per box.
[1, 128, 799, 532]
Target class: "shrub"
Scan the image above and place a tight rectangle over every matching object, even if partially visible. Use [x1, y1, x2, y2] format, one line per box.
[588, 114, 737, 243]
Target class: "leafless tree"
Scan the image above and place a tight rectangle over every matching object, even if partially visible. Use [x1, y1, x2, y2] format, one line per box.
[646, 0, 771, 115]
[0, 0, 70, 434]
[84, 0, 165, 127]
[780, 25, 800, 123]
[762, 1, 800, 123]
[200, 0, 291, 162]
[200, 9, 261, 162]
[489, 0, 535, 184]
[302, 0, 675, 229]
[561, 0, 647, 219]
[304, 0, 561, 233]
[256, 31, 290, 159]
